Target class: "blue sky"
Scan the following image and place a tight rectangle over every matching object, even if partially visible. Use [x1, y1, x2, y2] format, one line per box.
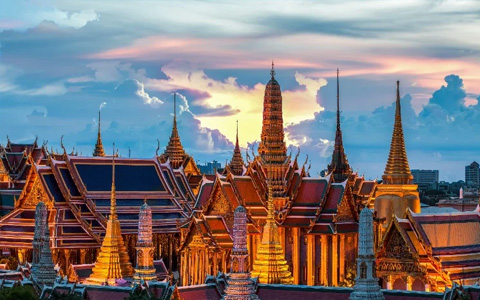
[1, 0, 480, 181]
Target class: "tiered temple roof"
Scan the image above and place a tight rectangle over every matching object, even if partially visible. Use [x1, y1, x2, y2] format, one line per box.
[0, 137, 47, 189]
[377, 208, 480, 290]
[0, 154, 194, 250]
[158, 94, 202, 193]
[225, 121, 245, 176]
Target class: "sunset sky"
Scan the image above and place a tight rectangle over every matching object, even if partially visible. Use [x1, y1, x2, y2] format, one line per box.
[1, 0, 480, 181]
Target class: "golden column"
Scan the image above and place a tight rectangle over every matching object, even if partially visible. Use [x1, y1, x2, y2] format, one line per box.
[306, 235, 315, 286]
[86, 146, 134, 285]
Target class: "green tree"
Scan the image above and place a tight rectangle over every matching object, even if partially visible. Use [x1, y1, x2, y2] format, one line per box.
[0, 285, 38, 300]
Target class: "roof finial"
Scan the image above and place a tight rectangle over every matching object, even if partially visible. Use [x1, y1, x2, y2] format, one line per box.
[155, 139, 160, 156]
[174, 92, 177, 123]
[60, 135, 66, 154]
[270, 60, 275, 79]
[236, 120, 239, 146]
[396, 80, 401, 117]
[336, 68, 340, 131]
[111, 142, 117, 218]
[98, 110, 101, 135]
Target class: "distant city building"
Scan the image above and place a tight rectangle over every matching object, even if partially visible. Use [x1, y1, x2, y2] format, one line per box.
[198, 160, 222, 175]
[465, 161, 480, 188]
[411, 169, 439, 190]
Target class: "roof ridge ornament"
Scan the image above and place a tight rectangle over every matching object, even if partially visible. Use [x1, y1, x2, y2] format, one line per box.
[270, 60, 275, 79]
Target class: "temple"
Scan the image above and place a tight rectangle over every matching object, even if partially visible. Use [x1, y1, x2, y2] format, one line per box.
[0, 134, 194, 279]
[178, 66, 376, 287]
[0, 138, 47, 216]
[2, 68, 480, 298]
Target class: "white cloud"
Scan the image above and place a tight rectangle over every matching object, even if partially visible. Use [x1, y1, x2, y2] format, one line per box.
[0, 1, 98, 31]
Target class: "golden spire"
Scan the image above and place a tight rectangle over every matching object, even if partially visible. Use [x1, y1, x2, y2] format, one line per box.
[251, 166, 293, 284]
[93, 110, 106, 157]
[110, 144, 117, 218]
[327, 68, 352, 182]
[228, 120, 245, 175]
[382, 81, 413, 185]
[161, 93, 187, 168]
[86, 143, 134, 285]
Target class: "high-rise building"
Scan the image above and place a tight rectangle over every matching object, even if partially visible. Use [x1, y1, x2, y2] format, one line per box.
[198, 160, 222, 174]
[465, 161, 479, 188]
[411, 169, 439, 190]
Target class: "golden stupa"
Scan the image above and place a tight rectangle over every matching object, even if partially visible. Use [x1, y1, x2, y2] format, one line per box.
[251, 181, 293, 284]
[374, 81, 420, 227]
[86, 146, 134, 285]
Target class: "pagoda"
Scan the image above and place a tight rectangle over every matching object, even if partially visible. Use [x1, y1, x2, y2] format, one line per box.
[251, 181, 293, 284]
[257, 62, 289, 198]
[374, 81, 420, 225]
[31, 201, 48, 279]
[159, 93, 202, 194]
[134, 199, 156, 282]
[93, 110, 105, 157]
[31, 201, 57, 287]
[160, 93, 188, 169]
[86, 147, 134, 285]
[350, 208, 384, 300]
[327, 69, 352, 182]
[34, 215, 57, 287]
[226, 121, 245, 176]
[223, 205, 259, 300]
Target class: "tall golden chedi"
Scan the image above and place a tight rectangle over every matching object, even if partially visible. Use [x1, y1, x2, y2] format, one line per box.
[251, 180, 293, 284]
[93, 110, 105, 157]
[222, 205, 259, 300]
[257, 62, 289, 198]
[134, 199, 156, 281]
[374, 81, 420, 226]
[86, 146, 134, 285]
